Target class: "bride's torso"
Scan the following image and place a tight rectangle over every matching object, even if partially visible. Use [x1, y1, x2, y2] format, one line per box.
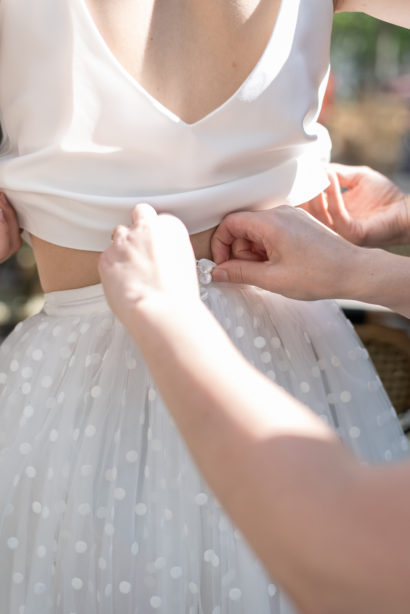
[0, 0, 334, 292]
[32, 0, 282, 291]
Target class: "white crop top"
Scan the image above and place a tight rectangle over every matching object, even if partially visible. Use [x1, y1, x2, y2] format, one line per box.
[0, 0, 333, 251]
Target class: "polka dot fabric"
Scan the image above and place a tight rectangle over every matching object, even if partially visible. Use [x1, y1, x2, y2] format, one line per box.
[0, 281, 407, 613]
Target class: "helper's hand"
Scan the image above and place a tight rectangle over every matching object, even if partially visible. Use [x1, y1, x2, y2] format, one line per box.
[211, 205, 362, 300]
[99, 204, 199, 332]
[305, 164, 409, 247]
[0, 193, 22, 263]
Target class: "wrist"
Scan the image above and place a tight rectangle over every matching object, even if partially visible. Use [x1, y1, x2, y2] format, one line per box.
[125, 292, 205, 348]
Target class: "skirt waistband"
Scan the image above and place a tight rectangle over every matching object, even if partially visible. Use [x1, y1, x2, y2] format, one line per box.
[43, 283, 110, 317]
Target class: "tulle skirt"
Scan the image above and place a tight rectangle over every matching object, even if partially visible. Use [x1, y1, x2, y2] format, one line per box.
[0, 279, 407, 614]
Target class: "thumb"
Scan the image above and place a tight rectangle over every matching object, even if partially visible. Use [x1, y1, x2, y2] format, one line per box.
[212, 259, 271, 289]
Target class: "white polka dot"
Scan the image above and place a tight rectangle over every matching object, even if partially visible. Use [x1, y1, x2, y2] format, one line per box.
[340, 391, 352, 403]
[21, 383, 31, 395]
[164, 508, 173, 521]
[23, 405, 34, 418]
[105, 467, 117, 482]
[114, 488, 126, 501]
[25, 466, 37, 478]
[131, 542, 139, 556]
[91, 386, 101, 399]
[331, 355, 341, 367]
[235, 326, 244, 338]
[119, 581, 131, 594]
[135, 503, 148, 516]
[52, 325, 62, 337]
[78, 503, 91, 516]
[300, 382, 310, 394]
[212, 608, 221, 614]
[32, 501, 42, 514]
[7, 537, 19, 550]
[85, 425, 96, 438]
[67, 332, 78, 344]
[126, 450, 138, 463]
[57, 391, 65, 404]
[41, 506, 50, 519]
[170, 566, 182, 579]
[154, 557, 166, 570]
[32, 349, 43, 361]
[268, 583, 277, 596]
[189, 582, 198, 594]
[41, 376, 53, 389]
[49, 429, 59, 442]
[229, 588, 242, 601]
[10, 360, 19, 372]
[127, 358, 137, 370]
[13, 572, 24, 584]
[349, 426, 361, 439]
[104, 523, 114, 536]
[98, 557, 107, 570]
[195, 493, 208, 506]
[150, 596, 162, 609]
[37, 545, 46, 558]
[261, 351, 271, 364]
[19, 442, 32, 455]
[72, 578, 83, 590]
[34, 582, 46, 595]
[75, 541, 88, 554]
[254, 336, 266, 349]
[104, 583, 112, 597]
[148, 387, 157, 402]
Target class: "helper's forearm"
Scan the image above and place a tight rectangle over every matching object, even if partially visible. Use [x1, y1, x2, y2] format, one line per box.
[336, 0, 410, 28]
[345, 247, 410, 318]
[128, 298, 383, 613]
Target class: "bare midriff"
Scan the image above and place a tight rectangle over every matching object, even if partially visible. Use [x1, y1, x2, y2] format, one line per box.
[28, 0, 283, 293]
[30, 227, 217, 293]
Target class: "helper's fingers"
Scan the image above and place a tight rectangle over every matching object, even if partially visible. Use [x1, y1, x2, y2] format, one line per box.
[131, 203, 158, 226]
[212, 212, 266, 264]
[300, 192, 333, 227]
[325, 170, 352, 229]
[328, 163, 367, 189]
[212, 258, 273, 289]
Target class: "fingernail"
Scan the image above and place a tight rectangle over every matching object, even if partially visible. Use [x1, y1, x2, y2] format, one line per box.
[212, 267, 229, 282]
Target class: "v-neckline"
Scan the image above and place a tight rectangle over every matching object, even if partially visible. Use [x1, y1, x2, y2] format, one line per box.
[78, 0, 286, 128]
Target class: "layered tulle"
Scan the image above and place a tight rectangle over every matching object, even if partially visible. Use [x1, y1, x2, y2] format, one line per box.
[0, 280, 407, 614]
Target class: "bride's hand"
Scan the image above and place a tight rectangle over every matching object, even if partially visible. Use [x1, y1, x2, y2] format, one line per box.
[0, 193, 22, 263]
[99, 204, 200, 331]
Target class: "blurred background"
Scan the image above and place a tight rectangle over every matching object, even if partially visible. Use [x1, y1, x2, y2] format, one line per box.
[0, 13, 410, 411]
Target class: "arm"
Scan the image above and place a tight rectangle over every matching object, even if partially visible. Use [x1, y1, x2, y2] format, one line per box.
[99, 205, 410, 614]
[211, 205, 410, 318]
[335, 0, 410, 28]
[0, 193, 22, 263]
